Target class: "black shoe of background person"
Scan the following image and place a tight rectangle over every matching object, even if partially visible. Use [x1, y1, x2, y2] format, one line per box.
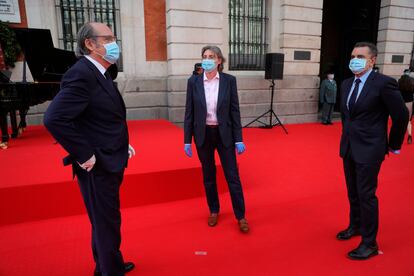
[321, 121, 329, 125]
[347, 243, 379, 260]
[94, 262, 135, 276]
[336, 226, 360, 240]
[328, 121, 333, 125]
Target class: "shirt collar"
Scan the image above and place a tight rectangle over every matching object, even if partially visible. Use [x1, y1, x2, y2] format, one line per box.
[203, 71, 220, 81]
[85, 55, 107, 76]
[354, 68, 373, 84]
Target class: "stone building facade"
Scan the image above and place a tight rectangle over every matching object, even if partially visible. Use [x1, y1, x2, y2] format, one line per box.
[5, 0, 414, 126]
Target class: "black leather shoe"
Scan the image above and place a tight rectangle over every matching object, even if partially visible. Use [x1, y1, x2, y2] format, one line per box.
[348, 243, 378, 260]
[124, 262, 135, 273]
[94, 262, 135, 276]
[336, 226, 360, 240]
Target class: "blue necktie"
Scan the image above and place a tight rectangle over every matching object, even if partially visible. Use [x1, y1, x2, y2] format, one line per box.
[348, 79, 361, 112]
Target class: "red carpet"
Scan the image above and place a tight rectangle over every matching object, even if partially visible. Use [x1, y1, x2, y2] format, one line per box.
[0, 120, 226, 225]
[0, 120, 413, 275]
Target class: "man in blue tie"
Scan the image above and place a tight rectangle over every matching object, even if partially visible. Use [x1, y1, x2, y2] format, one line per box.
[337, 42, 408, 260]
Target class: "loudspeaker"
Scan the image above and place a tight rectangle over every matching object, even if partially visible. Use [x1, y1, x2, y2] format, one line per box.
[265, 53, 284, 80]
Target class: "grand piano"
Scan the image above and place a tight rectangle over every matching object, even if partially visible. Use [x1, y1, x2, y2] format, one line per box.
[0, 28, 77, 148]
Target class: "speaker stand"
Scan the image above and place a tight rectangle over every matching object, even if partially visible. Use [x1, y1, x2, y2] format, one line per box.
[243, 80, 288, 134]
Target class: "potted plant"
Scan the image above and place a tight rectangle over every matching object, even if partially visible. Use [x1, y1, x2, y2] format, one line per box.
[0, 20, 20, 70]
[0, 20, 21, 149]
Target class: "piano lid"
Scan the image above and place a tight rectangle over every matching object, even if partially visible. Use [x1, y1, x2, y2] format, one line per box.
[13, 28, 77, 82]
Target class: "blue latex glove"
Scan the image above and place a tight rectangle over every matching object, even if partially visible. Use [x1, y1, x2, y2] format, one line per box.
[235, 142, 246, 155]
[184, 144, 192, 157]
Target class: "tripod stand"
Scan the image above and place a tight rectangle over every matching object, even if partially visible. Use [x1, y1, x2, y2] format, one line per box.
[244, 79, 288, 134]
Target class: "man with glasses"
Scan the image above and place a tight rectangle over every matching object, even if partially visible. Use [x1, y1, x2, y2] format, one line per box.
[44, 22, 135, 275]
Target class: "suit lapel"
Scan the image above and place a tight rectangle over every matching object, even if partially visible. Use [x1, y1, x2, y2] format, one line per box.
[217, 72, 226, 111]
[96, 72, 121, 105]
[196, 75, 207, 111]
[342, 78, 353, 115]
[82, 58, 120, 105]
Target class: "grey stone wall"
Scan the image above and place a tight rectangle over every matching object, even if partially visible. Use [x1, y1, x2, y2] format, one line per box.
[23, 74, 319, 127]
[166, 74, 319, 127]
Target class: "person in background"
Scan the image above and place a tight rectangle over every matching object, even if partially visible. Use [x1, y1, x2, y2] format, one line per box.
[193, 62, 203, 76]
[184, 45, 249, 233]
[397, 69, 414, 144]
[319, 71, 337, 125]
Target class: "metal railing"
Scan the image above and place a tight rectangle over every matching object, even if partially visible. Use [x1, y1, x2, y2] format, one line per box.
[229, 0, 268, 70]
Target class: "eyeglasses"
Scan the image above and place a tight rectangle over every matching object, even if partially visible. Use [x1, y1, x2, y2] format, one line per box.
[90, 35, 117, 43]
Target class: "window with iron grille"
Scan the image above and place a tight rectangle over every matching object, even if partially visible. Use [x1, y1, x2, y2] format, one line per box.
[55, 0, 122, 70]
[229, 0, 268, 71]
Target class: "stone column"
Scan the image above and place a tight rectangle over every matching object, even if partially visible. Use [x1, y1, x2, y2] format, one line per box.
[377, 0, 414, 79]
[275, 0, 323, 123]
[118, 0, 168, 121]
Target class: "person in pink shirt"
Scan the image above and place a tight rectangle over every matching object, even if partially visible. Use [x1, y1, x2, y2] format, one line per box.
[183, 45, 249, 233]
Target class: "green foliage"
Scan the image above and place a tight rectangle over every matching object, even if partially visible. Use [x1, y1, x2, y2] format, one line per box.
[0, 20, 21, 68]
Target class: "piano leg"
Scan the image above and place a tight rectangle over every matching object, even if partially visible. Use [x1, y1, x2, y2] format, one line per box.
[18, 108, 28, 135]
[0, 111, 9, 149]
[10, 110, 18, 138]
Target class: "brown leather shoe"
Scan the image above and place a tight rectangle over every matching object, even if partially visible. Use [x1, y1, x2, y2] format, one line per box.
[208, 213, 218, 227]
[238, 218, 249, 233]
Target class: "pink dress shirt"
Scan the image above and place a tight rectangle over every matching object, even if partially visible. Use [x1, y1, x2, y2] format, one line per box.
[204, 72, 220, 125]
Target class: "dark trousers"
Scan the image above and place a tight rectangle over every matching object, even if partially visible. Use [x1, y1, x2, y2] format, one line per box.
[321, 102, 334, 123]
[0, 109, 28, 142]
[196, 126, 246, 220]
[75, 164, 125, 276]
[0, 111, 8, 142]
[342, 149, 382, 246]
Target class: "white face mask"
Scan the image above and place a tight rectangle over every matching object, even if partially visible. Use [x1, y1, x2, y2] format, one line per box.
[327, 74, 334, 80]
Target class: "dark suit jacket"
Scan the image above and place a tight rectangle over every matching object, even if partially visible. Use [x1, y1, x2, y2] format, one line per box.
[184, 72, 243, 148]
[339, 71, 408, 163]
[44, 57, 129, 173]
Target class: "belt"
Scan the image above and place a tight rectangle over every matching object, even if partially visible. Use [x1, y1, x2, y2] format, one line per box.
[206, 125, 219, 128]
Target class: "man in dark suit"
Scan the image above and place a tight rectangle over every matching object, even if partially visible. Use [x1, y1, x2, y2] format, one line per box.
[183, 45, 249, 233]
[44, 22, 135, 276]
[337, 42, 408, 260]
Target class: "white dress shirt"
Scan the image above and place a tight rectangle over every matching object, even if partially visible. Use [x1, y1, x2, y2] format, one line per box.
[85, 55, 107, 77]
[204, 72, 220, 125]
